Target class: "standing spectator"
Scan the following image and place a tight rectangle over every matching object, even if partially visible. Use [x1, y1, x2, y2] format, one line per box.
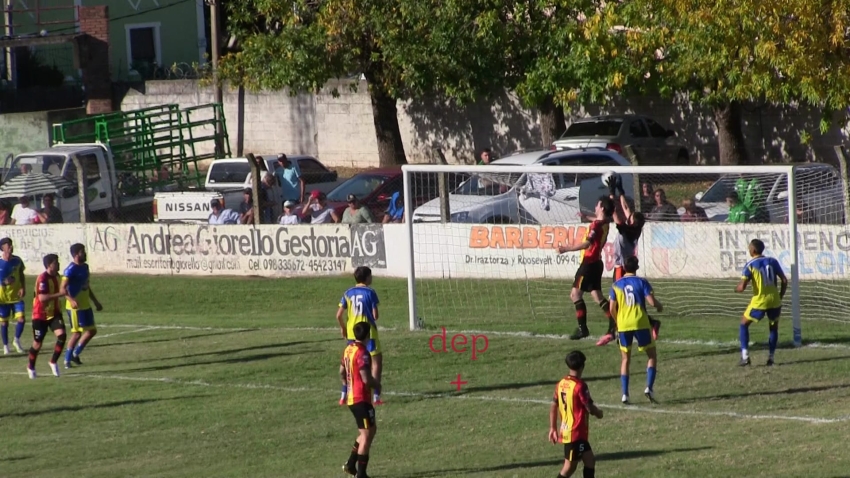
[382, 192, 404, 223]
[726, 192, 749, 223]
[36, 194, 63, 224]
[302, 190, 339, 224]
[640, 182, 655, 212]
[208, 199, 240, 225]
[341, 194, 374, 224]
[279, 200, 301, 225]
[679, 198, 708, 222]
[0, 201, 11, 225]
[274, 154, 305, 205]
[238, 189, 254, 224]
[11, 196, 38, 225]
[477, 148, 493, 165]
[260, 173, 276, 223]
[647, 189, 678, 221]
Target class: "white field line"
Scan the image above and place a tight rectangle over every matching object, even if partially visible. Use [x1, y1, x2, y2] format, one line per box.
[94, 323, 850, 351]
[96, 327, 162, 339]
[0, 371, 844, 425]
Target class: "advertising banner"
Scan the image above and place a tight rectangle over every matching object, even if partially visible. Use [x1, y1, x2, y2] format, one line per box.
[0, 225, 85, 272]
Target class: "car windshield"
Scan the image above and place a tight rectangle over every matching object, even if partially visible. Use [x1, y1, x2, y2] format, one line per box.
[452, 165, 523, 196]
[561, 120, 623, 138]
[1, 154, 66, 182]
[207, 162, 251, 184]
[700, 175, 777, 203]
[327, 174, 388, 201]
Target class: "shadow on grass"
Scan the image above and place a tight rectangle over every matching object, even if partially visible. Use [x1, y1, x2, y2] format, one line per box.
[395, 447, 712, 477]
[95, 329, 257, 348]
[777, 355, 850, 366]
[145, 338, 338, 362]
[0, 455, 33, 462]
[0, 395, 208, 419]
[456, 375, 621, 395]
[112, 348, 323, 373]
[667, 384, 850, 404]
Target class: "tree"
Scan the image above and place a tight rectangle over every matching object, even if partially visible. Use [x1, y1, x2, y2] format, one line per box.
[565, 0, 850, 164]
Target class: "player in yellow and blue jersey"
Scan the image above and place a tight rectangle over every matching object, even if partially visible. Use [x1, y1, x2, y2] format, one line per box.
[736, 239, 787, 367]
[336, 266, 383, 406]
[0, 237, 27, 355]
[609, 256, 663, 404]
[60, 243, 103, 369]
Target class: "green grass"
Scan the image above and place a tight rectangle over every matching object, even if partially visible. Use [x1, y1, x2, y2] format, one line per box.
[3, 275, 850, 477]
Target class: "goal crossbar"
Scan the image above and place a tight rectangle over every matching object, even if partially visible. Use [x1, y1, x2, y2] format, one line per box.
[402, 164, 802, 346]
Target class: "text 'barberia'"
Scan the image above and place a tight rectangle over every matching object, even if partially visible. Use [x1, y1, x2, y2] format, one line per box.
[125, 225, 351, 258]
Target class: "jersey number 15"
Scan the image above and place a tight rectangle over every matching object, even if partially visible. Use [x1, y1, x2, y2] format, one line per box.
[353, 295, 364, 316]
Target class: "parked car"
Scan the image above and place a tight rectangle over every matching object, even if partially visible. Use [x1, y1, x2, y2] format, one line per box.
[299, 168, 467, 223]
[682, 163, 846, 224]
[256, 154, 341, 195]
[552, 115, 690, 165]
[412, 148, 634, 224]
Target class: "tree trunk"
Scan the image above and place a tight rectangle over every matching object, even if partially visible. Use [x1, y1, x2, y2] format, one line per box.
[368, 83, 407, 166]
[539, 95, 566, 148]
[713, 100, 749, 165]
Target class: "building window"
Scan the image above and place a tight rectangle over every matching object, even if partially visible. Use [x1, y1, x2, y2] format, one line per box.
[125, 23, 162, 70]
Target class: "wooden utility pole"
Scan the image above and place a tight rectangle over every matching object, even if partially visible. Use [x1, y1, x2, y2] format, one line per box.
[4, 0, 17, 88]
[208, 0, 224, 157]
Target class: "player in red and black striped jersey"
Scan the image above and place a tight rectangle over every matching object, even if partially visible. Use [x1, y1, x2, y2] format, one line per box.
[558, 196, 616, 341]
[27, 254, 67, 379]
[339, 322, 381, 478]
[549, 350, 603, 478]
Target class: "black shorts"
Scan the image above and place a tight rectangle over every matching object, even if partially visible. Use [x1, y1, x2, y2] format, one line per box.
[349, 402, 376, 429]
[573, 261, 604, 292]
[32, 316, 65, 343]
[564, 440, 592, 461]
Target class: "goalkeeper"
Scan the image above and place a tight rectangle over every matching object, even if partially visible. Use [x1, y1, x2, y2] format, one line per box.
[600, 174, 661, 345]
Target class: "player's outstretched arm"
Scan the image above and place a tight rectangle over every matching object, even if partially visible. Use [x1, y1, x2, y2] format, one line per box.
[548, 399, 560, 443]
[336, 307, 347, 338]
[557, 240, 590, 254]
[646, 293, 663, 313]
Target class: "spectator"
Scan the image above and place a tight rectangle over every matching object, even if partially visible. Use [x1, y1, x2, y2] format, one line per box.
[341, 194, 374, 224]
[260, 173, 276, 223]
[726, 192, 749, 223]
[239, 188, 254, 224]
[208, 199, 239, 225]
[36, 194, 63, 224]
[647, 189, 678, 221]
[383, 192, 404, 223]
[640, 182, 655, 212]
[11, 196, 38, 225]
[680, 198, 708, 222]
[274, 154, 305, 205]
[20, 163, 32, 174]
[477, 148, 493, 165]
[0, 201, 10, 225]
[796, 202, 816, 224]
[301, 190, 339, 224]
[279, 200, 301, 225]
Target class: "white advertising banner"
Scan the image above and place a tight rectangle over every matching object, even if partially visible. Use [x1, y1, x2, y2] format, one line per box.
[0, 225, 86, 272]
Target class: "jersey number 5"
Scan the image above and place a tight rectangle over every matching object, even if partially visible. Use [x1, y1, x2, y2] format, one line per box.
[625, 285, 636, 307]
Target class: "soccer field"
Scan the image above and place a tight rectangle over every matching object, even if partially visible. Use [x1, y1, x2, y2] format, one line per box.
[3, 274, 850, 478]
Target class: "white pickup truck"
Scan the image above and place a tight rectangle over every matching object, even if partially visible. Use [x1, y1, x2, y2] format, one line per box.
[153, 157, 282, 223]
[0, 143, 168, 222]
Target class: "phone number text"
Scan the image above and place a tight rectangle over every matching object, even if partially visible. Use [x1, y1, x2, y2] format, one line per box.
[248, 258, 347, 273]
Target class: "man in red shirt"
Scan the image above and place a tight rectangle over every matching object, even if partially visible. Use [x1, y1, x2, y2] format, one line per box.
[27, 254, 67, 379]
[340, 322, 381, 478]
[549, 350, 604, 478]
[558, 196, 616, 341]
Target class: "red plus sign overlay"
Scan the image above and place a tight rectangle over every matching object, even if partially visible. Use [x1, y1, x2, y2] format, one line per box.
[450, 374, 468, 391]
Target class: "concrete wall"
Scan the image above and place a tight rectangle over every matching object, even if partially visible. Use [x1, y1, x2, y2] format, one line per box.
[0, 107, 85, 162]
[120, 80, 850, 168]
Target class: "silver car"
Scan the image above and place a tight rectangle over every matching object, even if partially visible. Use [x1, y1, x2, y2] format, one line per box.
[552, 115, 690, 165]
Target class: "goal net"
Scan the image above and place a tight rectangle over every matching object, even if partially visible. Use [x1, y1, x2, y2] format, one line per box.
[402, 161, 850, 346]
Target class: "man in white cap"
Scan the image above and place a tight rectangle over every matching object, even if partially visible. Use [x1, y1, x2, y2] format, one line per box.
[279, 200, 301, 225]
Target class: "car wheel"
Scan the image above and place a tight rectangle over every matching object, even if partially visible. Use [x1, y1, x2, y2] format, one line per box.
[677, 150, 689, 165]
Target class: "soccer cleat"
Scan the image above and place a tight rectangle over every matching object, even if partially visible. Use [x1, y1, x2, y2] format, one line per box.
[596, 333, 615, 346]
[3, 345, 9, 355]
[49, 362, 60, 377]
[71, 354, 82, 366]
[621, 394, 629, 404]
[644, 387, 658, 404]
[342, 464, 357, 476]
[27, 367, 36, 379]
[373, 398, 384, 406]
[64, 361, 72, 370]
[766, 358, 774, 367]
[739, 357, 751, 367]
[12, 339, 23, 353]
[569, 327, 590, 340]
[651, 320, 661, 341]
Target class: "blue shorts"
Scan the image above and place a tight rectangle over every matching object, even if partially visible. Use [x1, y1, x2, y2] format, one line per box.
[0, 302, 25, 321]
[744, 306, 781, 323]
[618, 329, 655, 353]
[68, 309, 96, 333]
[347, 336, 381, 357]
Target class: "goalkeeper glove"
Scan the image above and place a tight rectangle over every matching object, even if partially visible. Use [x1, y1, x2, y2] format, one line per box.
[608, 174, 618, 197]
[615, 175, 625, 197]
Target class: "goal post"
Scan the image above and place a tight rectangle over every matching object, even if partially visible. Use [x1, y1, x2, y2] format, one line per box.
[401, 163, 820, 347]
